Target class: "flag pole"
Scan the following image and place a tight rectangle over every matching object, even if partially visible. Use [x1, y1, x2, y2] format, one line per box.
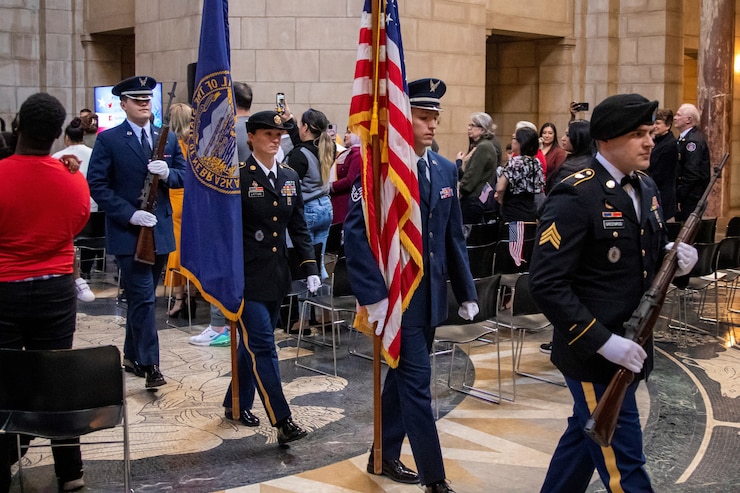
[370, 0, 383, 475]
[229, 319, 240, 418]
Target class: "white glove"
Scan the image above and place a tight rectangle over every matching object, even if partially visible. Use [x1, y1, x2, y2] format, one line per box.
[366, 298, 389, 336]
[147, 159, 170, 180]
[597, 334, 647, 373]
[458, 301, 479, 321]
[666, 242, 699, 277]
[130, 210, 157, 227]
[307, 275, 321, 294]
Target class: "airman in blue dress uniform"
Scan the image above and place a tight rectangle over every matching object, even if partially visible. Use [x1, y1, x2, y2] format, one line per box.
[530, 93, 698, 493]
[88, 75, 186, 389]
[343, 78, 478, 493]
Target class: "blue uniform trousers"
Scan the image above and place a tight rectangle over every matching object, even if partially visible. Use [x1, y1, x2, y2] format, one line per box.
[222, 325, 256, 411]
[236, 300, 290, 426]
[541, 376, 653, 493]
[117, 254, 167, 367]
[382, 324, 445, 486]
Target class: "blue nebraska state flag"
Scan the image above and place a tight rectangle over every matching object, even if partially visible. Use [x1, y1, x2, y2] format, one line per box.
[181, 0, 244, 320]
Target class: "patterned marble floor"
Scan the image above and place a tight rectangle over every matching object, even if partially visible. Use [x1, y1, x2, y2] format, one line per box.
[8, 274, 740, 492]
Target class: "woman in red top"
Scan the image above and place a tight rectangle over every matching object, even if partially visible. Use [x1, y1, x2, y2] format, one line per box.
[329, 128, 361, 225]
[539, 122, 567, 191]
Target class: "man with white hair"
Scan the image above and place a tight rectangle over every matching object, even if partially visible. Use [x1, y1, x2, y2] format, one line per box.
[673, 103, 710, 221]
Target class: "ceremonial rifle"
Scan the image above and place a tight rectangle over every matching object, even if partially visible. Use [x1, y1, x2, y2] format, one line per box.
[134, 82, 177, 265]
[584, 153, 729, 447]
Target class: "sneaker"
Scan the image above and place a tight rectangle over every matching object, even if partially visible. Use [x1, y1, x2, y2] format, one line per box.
[540, 342, 553, 354]
[75, 277, 95, 302]
[210, 328, 231, 347]
[189, 325, 227, 346]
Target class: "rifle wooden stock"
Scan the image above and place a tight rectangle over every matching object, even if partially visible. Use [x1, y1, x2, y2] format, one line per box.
[584, 153, 728, 447]
[134, 82, 177, 265]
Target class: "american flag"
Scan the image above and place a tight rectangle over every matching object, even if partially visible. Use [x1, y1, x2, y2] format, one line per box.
[509, 221, 525, 267]
[348, 0, 423, 368]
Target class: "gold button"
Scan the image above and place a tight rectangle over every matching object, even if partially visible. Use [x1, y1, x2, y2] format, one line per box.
[273, 201, 278, 207]
[273, 232, 278, 237]
[272, 246, 277, 253]
[641, 228, 645, 235]
[643, 270, 647, 278]
[613, 231, 618, 238]
[273, 216, 278, 222]
[641, 249, 646, 256]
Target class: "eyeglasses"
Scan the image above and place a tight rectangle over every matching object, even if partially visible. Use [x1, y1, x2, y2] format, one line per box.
[467, 123, 482, 128]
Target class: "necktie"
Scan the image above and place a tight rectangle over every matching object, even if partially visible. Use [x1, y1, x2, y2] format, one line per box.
[417, 158, 430, 201]
[268, 171, 276, 189]
[141, 129, 152, 157]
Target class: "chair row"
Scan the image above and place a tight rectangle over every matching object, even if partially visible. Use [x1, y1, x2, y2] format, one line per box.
[432, 272, 563, 417]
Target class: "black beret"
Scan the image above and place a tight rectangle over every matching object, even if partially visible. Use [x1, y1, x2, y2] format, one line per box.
[112, 75, 157, 100]
[408, 78, 446, 111]
[246, 110, 294, 133]
[590, 93, 658, 141]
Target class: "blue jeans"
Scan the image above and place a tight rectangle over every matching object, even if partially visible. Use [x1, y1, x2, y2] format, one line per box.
[303, 195, 333, 278]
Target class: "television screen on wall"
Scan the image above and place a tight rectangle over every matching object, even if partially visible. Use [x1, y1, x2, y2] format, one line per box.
[93, 82, 163, 133]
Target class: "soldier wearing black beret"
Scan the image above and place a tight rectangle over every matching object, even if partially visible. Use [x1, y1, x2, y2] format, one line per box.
[529, 93, 698, 492]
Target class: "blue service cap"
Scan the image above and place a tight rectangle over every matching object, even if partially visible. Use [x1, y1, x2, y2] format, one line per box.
[408, 78, 446, 112]
[112, 75, 157, 101]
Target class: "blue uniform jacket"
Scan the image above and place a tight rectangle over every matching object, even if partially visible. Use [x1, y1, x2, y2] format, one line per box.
[343, 150, 476, 329]
[87, 121, 186, 256]
[530, 159, 667, 384]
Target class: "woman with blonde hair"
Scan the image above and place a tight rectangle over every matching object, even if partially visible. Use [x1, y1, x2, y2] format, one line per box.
[284, 107, 334, 279]
[164, 102, 194, 318]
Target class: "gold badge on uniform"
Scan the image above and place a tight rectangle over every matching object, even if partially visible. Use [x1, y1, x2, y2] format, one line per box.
[606, 180, 616, 189]
[608, 246, 621, 263]
[273, 115, 282, 124]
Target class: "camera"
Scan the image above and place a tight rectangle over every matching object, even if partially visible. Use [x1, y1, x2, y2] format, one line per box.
[276, 92, 285, 114]
[573, 102, 589, 112]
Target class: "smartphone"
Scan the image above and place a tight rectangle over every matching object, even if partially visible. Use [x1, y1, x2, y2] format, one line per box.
[573, 102, 589, 112]
[276, 92, 285, 114]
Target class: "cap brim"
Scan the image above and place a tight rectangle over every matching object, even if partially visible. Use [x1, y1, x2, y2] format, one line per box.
[410, 102, 443, 112]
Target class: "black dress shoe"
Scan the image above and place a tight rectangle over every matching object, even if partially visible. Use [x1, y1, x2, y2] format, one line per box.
[366, 454, 420, 484]
[276, 417, 307, 445]
[122, 359, 145, 377]
[224, 408, 260, 427]
[144, 365, 166, 390]
[425, 480, 455, 493]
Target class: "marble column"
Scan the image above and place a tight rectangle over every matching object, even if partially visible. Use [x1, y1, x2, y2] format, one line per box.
[698, 0, 734, 217]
